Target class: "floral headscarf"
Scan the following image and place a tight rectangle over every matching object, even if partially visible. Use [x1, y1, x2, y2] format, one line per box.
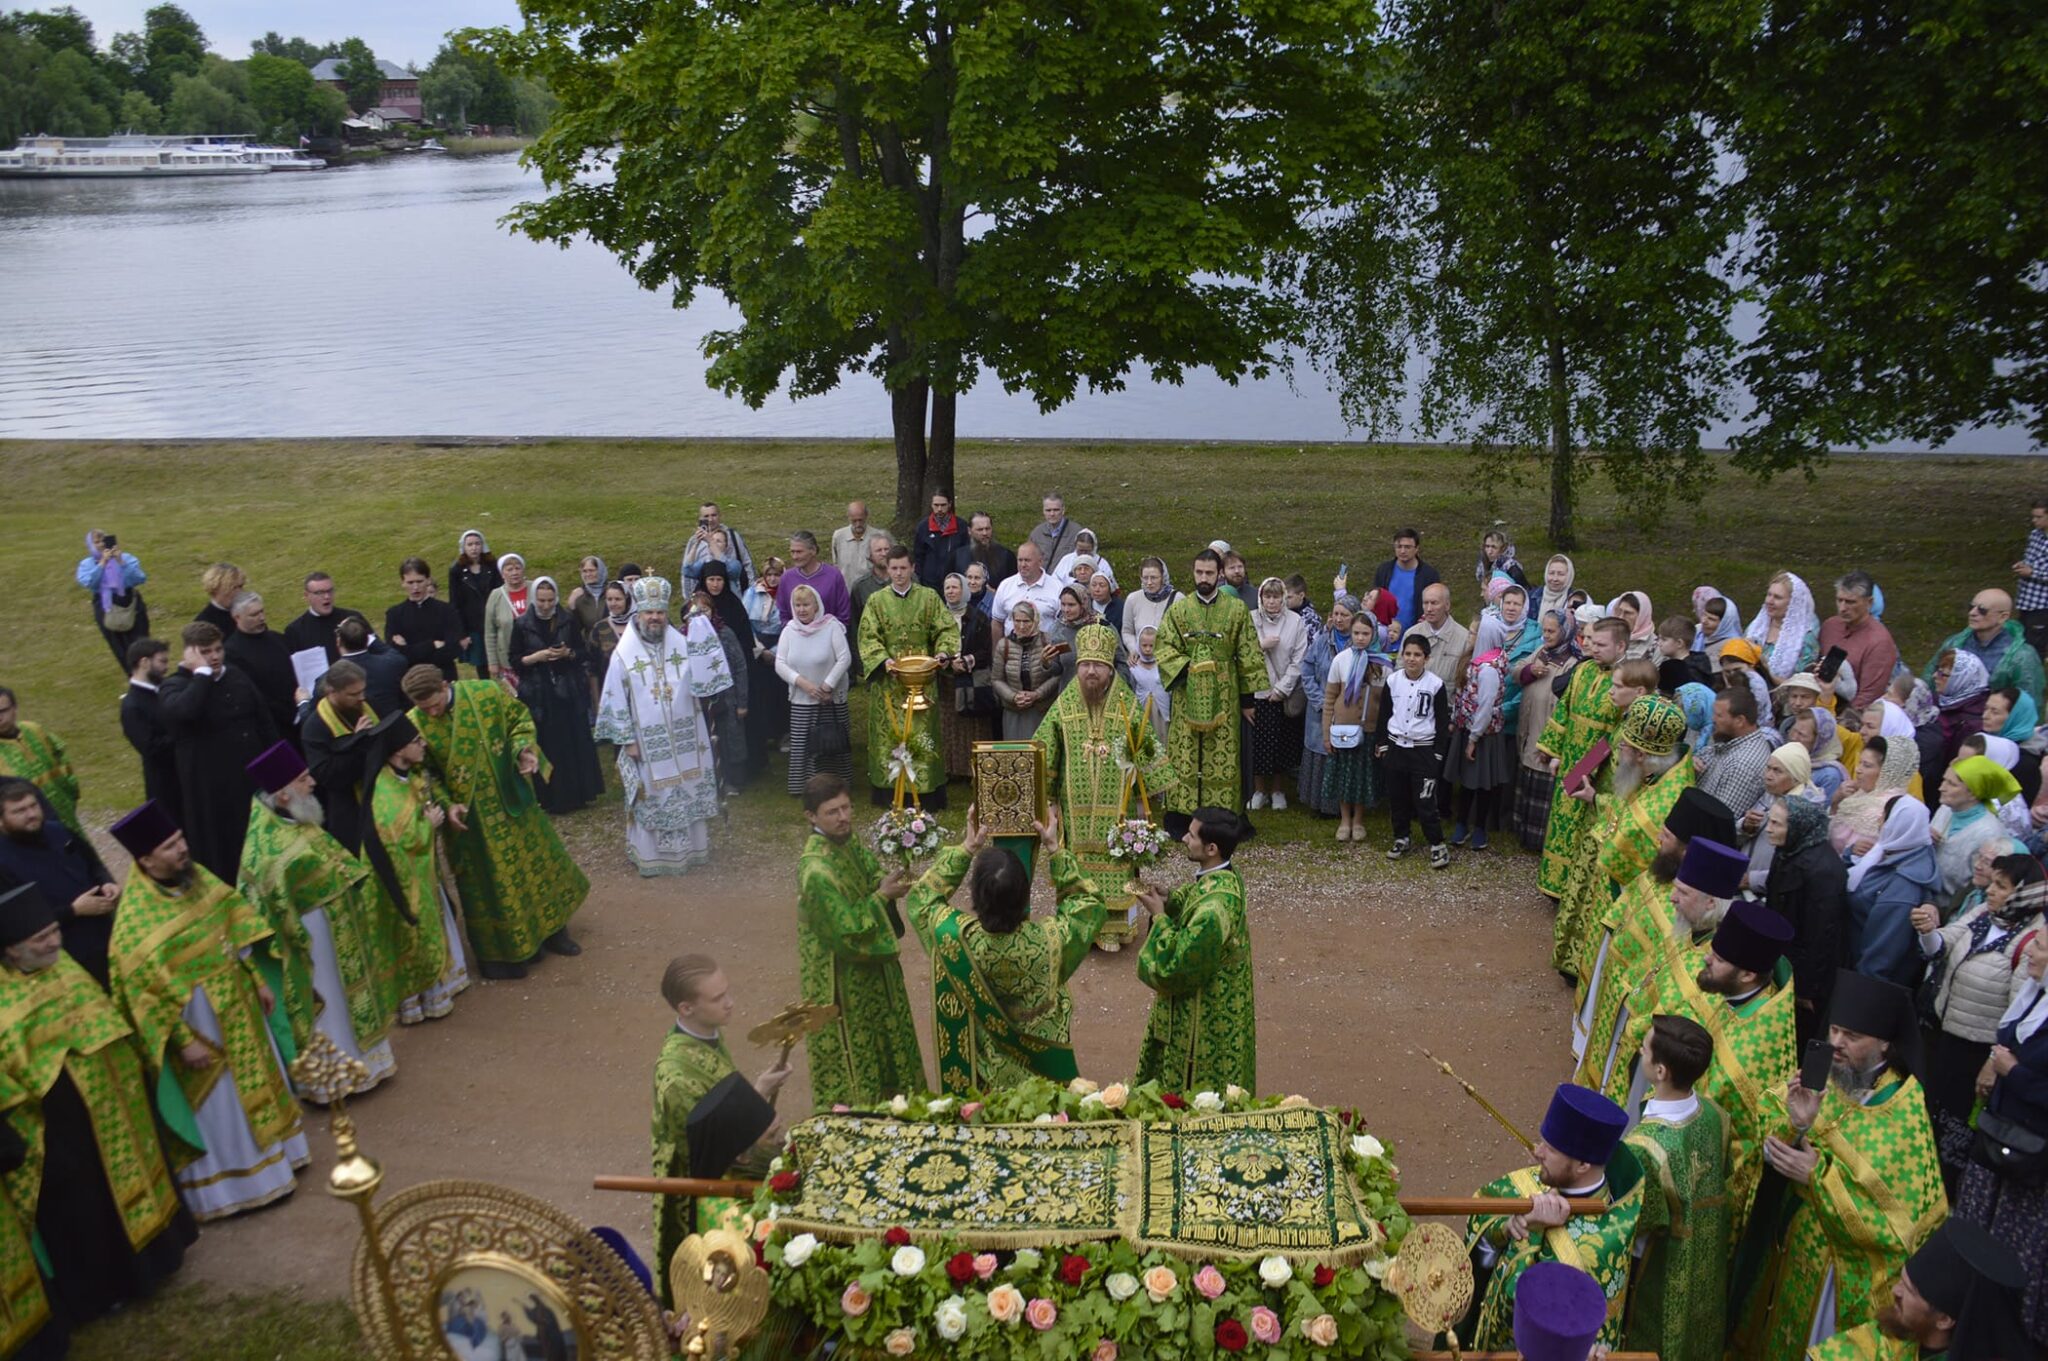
[1744, 572, 1816, 680]
[1937, 652, 1991, 710]
[1677, 682, 1717, 754]
[1778, 796, 1831, 857]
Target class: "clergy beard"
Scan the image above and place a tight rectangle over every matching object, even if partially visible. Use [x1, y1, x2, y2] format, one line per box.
[1872, 1302, 1924, 1344]
[145, 865, 195, 890]
[1611, 752, 1644, 803]
[1830, 1060, 1879, 1100]
[1648, 845, 1683, 882]
[284, 791, 325, 826]
[636, 619, 666, 645]
[1195, 585, 1218, 603]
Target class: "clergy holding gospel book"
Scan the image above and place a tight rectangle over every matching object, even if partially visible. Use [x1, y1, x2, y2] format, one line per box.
[1563, 737, 1611, 797]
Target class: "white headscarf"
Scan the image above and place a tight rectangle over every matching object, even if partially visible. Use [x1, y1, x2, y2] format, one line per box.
[1539, 554, 1576, 621]
[1745, 572, 1817, 680]
[1847, 796, 1933, 892]
[1874, 698, 1917, 740]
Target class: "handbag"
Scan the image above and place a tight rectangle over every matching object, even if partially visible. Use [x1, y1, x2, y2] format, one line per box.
[101, 590, 138, 633]
[1971, 1107, 2048, 1182]
[811, 702, 851, 758]
[1283, 684, 1307, 719]
[1329, 723, 1364, 750]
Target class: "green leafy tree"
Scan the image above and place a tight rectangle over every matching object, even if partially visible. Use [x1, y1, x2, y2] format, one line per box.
[479, 0, 1384, 527]
[250, 31, 339, 64]
[1298, 0, 1745, 549]
[138, 3, 205, 103]
[27, 44, 114, 133]
[419, 63, 479, 127]
[246, 50, 322, 135]
[12, 7, 94, 57]
[1726, 0, 2048, 462]
[117, 88, 159, 131]
[334, 37, 384, 113]
[508, 77, 553, 135]
[163, 68, 251, 134]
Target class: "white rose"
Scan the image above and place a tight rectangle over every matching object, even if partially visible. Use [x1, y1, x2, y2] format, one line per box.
[1193, 1090, 1224, 1112]
[1363, 1255, 1390, 1281]
[1069, 1077, 1100, 1096]
[782, 1233, 818, 1268]
[926, 1096, 955, 1114]
[1225, 1084, 1248, 1102]
[1010, 1248, 1043, 1274]
[1258, 1255, 1293, 1287]
[1351, 1133, 1386, 1161]
[1080, 1091, 1105, 1108]
[888, 1094, 911, 1115]
[1033, 1113, 1055, 1124]
[1100, 1082, 1128, 1110]
[1105, 1271, 1140, 1302]
[934, 1295, 968, 1341]
[891, 1245, 928, 1277]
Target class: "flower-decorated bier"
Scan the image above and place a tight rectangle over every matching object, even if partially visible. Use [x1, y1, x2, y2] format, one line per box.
[1104, 817, 1174, 895]
[748, 1078, 1413, 1361]
[871, 807, 946, 866]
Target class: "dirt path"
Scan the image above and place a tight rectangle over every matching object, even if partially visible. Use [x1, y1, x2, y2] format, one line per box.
[172, 817, 1574, 1299]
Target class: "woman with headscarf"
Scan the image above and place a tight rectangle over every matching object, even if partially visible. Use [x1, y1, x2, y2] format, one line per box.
[1937, 756, 2027, 904]
[483, 552, 530, 687]
[1299, 594, 1357, 820]
[449, 529, 502, 678]
[690, 586, 751, 797]
[1789, 708, 1849, 801]
[1761, 795, 1848, 1043]
[1745, 741, 1825, 891]
[587, 580, 633, 704]
[1052, 529, 1108, 587]
[77, 528, 149, 671]
[743, 557, 788, 771]
[1607, 591, 1657, 662]
[1323, 611, 1387, 843]
[1247, 578, 1308, 809]
[1513, 607, 1582, 851]
[940, 571, 996, 780]
[509, 576, 605, 814]
[1744, 571, 1819, 682]
[1087, 571, 1122, 634]
[1915, 850, 2046, 1186]
[1537, 554, 1575, 624]
[992, 600, 1061, 740]
[775, 583, 853, 793]
[1832, 735, 1923, 855]
[1690, 585, 1744, 659]
[1844, 794, 1944, 987]
[1446, 613, 1516, 849]
[1716, 638, 1778, 733]
[1474, 529, 1528, 591]
[1933, 649, 1991, 762]
[1676, 681, 1718, 757]
[566, 556, 608, 633]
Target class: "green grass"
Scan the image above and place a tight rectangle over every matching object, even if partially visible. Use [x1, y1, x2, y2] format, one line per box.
[68, 1284, 360, 1359]
[442, 135, 533, 155]
[6, 436, 2041, 829]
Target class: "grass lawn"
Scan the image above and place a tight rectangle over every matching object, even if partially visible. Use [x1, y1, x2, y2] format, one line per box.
[67, 1284, 361, 1358]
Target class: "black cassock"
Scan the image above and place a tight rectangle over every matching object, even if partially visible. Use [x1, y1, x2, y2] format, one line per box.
[119, 681, 182, 824]
[158, 664, 277, 881]
[301, 704, 377, 853]
[224, 627, 303, 751]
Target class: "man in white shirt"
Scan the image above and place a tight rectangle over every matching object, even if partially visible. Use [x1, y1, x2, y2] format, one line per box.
[830, 501, 875, 582]
[989, 541, 1065, 636]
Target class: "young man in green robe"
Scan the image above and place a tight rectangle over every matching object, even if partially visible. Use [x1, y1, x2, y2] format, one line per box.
[237, 741, 400, 1099]
[903, 807, 1103, 1094]
[1034, 622, 1174, 950]
[0, 884, 194, 1343]
[1553, 692, 1693, 977]
[401, 664, 587, 979]
[364, 713, 470, 1023]
[855, 545, 960, 807]
[795, 773, 924, 1109]
[1151, 550, 1265, 835]
[1132, 805, 1255, 1093]
[105, 800, 308, 1221]
[1734, 971, 1949, 1361]
[1623, 1014, 1733, 1361]
[1534, 618, 1625, 898]
[1462, 1082, 1644, 1351]
[0, 689, 81, 842]
[650, 954, 791, 1308]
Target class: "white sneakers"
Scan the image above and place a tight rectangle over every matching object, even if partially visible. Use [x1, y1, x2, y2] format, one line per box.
[1247, 792, 1287, 811]
[1249, 792, 1269, 810]
[1271, 793, 1288, 810]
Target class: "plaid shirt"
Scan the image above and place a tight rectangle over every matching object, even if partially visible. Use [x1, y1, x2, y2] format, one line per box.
[2019, 527, 2048, 611]
[1696, 727, 1775, 825]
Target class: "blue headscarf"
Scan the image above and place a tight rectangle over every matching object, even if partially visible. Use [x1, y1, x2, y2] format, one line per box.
[1341, 619, 1394, 708]
[2001, 690, 2040, 743]
[1678, 682, 1717, 755]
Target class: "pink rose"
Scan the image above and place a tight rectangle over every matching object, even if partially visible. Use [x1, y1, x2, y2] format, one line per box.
[1053, 1111, 1069, 1123]
[1250, 1306, 1282, 1344]
[840, 1282, 871, 1317]
[1091, 1342, 1118, 1361]
[900, 831, 916, 847]
[961, 1102, 983, 1121]
[972, 1253, 999, 1280]
[987, 1283, 1025, 1324]
[1301, 1313, 1339, 1348]
[1026, 1297, 1059, 1331]
[1193, 1264, 1227, 1300]
[832, 1103, 851, 1113]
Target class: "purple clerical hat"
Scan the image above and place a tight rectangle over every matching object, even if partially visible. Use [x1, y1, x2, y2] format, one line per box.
[1675, 836, 1747, 901]
[244, 740, 307, 795]
[1711, 899, 1793, 975]
[1512, 1261, 1607, 1361]
[110, 800, 179, 860]
[1539, 1083, 1628, 1166]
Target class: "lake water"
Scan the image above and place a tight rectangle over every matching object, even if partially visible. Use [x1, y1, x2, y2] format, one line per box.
[0, 153, 2030, 450]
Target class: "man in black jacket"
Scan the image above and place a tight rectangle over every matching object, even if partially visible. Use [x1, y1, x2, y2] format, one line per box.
[912, 491, 967, 590]
[964, 511, 1017, 589]
[119, 637, 180, 822]
[223, 591, 303, 749]
[159, 620, 278, 880]
[383, 557, 467, 681]
[302, 659, 377, 852]
[0, 779, 118, 983]
[334, 616, 411, 720]
[281, 571, 367, 662]
[1369, 527, 1442, 631]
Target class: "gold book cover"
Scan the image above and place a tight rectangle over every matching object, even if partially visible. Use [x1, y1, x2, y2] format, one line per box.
[971, 741, 1046, 835]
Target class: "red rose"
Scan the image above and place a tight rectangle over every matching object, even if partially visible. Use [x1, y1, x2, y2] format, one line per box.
[1312, 1265, 1337, 1289]
[768, 1171, 801, 1194]
[753, 1236, 768, 1268]
[1059, 1254, 1090, 1286]
[1216, 1318, 1248, 1352]
[1161, 1093, 1187, 1110]
[883, 1226, 912, 1248]
[1337, 1109, 1354, 1125]
[947, 1252, 977, 1285]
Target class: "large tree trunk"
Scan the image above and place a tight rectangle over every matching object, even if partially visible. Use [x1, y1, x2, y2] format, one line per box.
[925, 390, 957, 502]
[891, 376, 930, 534]
[1546, 331, 1575, 550]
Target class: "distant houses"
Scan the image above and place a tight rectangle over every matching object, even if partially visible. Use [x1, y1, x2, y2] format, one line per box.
[309, 57, 423, 122]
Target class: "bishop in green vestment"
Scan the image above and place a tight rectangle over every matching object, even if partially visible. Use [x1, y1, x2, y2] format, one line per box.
[1553, 695, 1693, 976]
[1622, 1015, 1734, 1361]
[1534, 627, 1622, 897]
[1133, 807, 1255, 1093]
[1034, 624, 1174, 949]
[855, 550, 960, 803]
[1735, 971, 1948, 1361]
[0, 707, 81, 842]
[402, 668, 587, 970]
[794, 776, 924, 1108]
[650, 956, 789, 1308]
[1464, 1083, 1644, 1351]
[903, 811, 1104, 1095]
[1152, 552, 1266, 819]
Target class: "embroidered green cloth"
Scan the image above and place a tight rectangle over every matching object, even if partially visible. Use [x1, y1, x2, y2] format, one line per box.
[1534, 661, 1616, 898]
[0, 720, 80, 839]
[1134, 868, 1256, 1094]
[795, 831, 925, 1109]
[1152, 592, 1266, 815]
[1033, 674, 1174, 943]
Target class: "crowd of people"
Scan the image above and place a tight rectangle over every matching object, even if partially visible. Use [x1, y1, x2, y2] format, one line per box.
[2, 495, 2046, 1359]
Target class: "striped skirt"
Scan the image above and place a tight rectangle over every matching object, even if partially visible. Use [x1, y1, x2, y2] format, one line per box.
[786, 700, 854, 795]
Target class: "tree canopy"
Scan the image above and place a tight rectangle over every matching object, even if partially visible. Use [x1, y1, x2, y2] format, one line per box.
[333, 37, 384, 114]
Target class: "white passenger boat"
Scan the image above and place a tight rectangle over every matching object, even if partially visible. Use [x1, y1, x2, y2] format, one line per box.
[0, 134, 320, 178]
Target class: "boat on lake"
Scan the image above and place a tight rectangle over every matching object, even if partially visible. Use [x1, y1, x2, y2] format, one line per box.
[0, 134, 323, 178]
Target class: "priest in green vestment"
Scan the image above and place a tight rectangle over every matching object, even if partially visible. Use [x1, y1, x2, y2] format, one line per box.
[1735, 971, 1949, 1361]
[1151, 550, 1266, 828]
[902, 807, 1104, 1094]
[1534, 620, 1625, 898]
[0, 884, 194, 1341]
[401, 666, 587, 977]
[794, 773, 924, 1108]
[1034, 623, 1175, 950]
[0, 695, 81, 843]
[237, 741, 401, 1098]
[1623, 1014, 1734, 1361]
[1463, 1082, 1644, 1351]
[1132, 806, 1255, 1093]
[105, 800, 308, 1221]
[1553, 693, 1694, 976]
[364, 714, 470, 1023]
[0, 1114, 53, 1361]
[855, 546, 960, 807]
[650, 955, 790, 1308]
[1572, 787, 1736, 1086]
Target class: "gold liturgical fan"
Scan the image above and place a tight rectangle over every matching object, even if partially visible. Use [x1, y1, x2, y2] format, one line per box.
[1387, 1222, 1476, 1358]
[745, 1002, 840, 1059]
[669, 1227, 772, 1358]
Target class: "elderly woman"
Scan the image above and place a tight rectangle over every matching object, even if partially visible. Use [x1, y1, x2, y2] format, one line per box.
[1299, 594, 1357, 819]
[1248, 577, 1308, 809]
[1932, 649, 1991, 765]
[1492, 583, 1540, 738]
[993, 600, 1063, 740]
[1786, 710, 1849, 801]
[774, 583, 853, 793]
[1914, 850, 2047, 1186]
[1121, 557, 1179, 659]
[1446, 614, 1516, 849]
[1744, 742, 1825, 886]
[1744, 570, 1820, 681]
[1831, 734, 1921, 854]
[77, 529, 149, 671]
[1052, 529, 1106, 586]
[510, 577, 605, 814]
[1536, 554, 1575, 622]
[941, 572, 996, 779]
[483, 552, 531, 686]
[1762, 796, 1847, 1041]
[565, 555, 608, 633]
[1935, 755, 2026, 904]
[1845, 796, 1944, 987]
[742, 557, 787, 772]
[1513, 607, 1581, 851]
[449, 531, 503, 678]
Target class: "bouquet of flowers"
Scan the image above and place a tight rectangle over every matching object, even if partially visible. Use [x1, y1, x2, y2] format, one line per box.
[873, 807, 946, 864]
[1105, 818, 1173, 874]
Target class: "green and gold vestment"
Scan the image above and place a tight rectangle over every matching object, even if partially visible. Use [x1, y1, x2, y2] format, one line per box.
[1152, 591, 1266, 815]
[1534, 661, 1616, 898]
[0, 720, 80, 839]
[1133, 867, 1255, 1094]
[650, 1027, 746, 1310]
[1573, 869, 1677, 1093]
[1554, 758, 1695, 977]
[1033, 674, 1173, 947]
[1807, 1323, 1919, 1360]
[369, 764, 462, 1000]
[1465, 1143, 1645, 1350]
[796, 831, 925, 1109]
[855, 586, 959, 795]
[1624, 1096, 1734, 1361]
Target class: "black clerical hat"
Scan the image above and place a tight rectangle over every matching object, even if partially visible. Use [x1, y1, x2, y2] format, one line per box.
[0, 882, 56, 948]
[1665, 787, 1736, 847]
[687, 1070, 776, 1181]
[1904, 1217, 2031, 1361]
[110, 799, 178, 860]
[1828, 969, 1921, 1074]
[1711, 899, 1793, 976]
[1657, 657, 1692, 697]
